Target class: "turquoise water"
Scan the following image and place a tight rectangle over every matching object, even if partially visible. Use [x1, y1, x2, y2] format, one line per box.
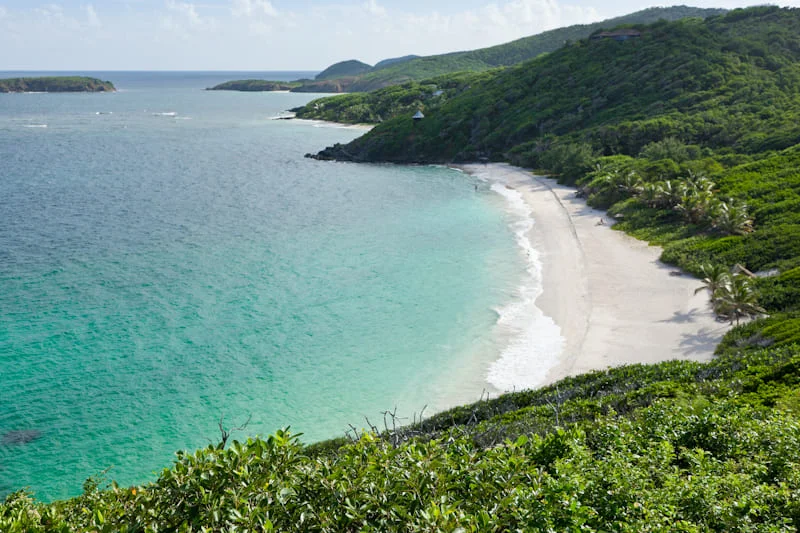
[0, 73, 525, 501]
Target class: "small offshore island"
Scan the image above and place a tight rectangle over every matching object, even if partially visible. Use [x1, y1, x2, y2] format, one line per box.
[0, 76, 115, 93]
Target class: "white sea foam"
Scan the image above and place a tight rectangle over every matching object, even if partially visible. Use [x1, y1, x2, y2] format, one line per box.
[304, 119, 373, 131]
[485, 182, 564, 391]
[23, 124, 48, 128]
[269, 112, 296, 120]
[313, 123, 352, 129]
[152, 112, 177, 117]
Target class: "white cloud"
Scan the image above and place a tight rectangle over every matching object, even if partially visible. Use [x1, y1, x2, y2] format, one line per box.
[231, 0, 278, 17]
[167, 1, 200, 26]
[84, 5, 101, 27]
[34, 4, 65, 20]
[247, 20, 272, 35]
[0, 7, 7, 19]
[163, 0, 217, 33]
[420, 0, 600, 47]
[364, 0, 387, 17]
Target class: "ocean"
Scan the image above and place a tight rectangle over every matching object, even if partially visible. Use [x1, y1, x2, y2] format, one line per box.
[0, 71, 554, 501]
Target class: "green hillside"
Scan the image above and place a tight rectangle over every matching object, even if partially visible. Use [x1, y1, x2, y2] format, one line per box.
[291, 7, 726, 120]
[347, 5, 725, 91]
[318, 7, 800, 162]
[315, 59, 373, 80]
[0, 76, 115, 93]
[211, 6, 723, 95]
[372, 55, 420, 70]
[291, 70, 496, 124]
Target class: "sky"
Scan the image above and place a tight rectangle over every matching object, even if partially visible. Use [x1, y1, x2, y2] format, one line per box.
[0, 0, 798, 70]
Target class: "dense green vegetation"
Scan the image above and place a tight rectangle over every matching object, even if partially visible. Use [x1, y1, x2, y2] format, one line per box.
[347, 6, 724, 91]
[207, 80, 302, 91]
[0, 77, 115, 93]
[325, 8, 800, 162]
[372, 55, 420, 70]
[314, 60, 373, 80]
[295, 7, 726, 118]
[292, 71, 496, 123]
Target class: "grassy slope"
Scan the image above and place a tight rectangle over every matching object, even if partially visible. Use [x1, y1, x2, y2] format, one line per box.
[0, 77, 115, 93]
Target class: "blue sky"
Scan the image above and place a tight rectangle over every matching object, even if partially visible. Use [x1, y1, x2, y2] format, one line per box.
[1, 0, 797, 70]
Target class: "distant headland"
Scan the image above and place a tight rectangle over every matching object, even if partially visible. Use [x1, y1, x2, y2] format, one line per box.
[0, 76, 116, 93]
[206, 79, 304, 92]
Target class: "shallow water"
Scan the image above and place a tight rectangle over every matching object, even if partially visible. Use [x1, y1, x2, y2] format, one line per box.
[0, 72, 532, 500]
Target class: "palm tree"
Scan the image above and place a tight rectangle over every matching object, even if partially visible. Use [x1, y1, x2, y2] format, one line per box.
[655, 180, 686, 209]
[687, 173, 716, 196]
[616, 170, 643, 196]
[639, 182, 661, 208]
[694, 263, 731, 296]
[711, 274, 766, 325]
[677, 188, 716, 225]
[713, 200, 754, 235]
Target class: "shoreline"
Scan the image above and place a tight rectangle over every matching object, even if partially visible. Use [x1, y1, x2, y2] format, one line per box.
[463, 163, 729, 389]
[286, 116, 375, 131]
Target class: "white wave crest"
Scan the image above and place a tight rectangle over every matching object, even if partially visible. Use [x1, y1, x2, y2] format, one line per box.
[486, 182, 564, 391]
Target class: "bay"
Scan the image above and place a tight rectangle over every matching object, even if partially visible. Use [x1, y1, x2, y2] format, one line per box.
[0, 72, 526, 501]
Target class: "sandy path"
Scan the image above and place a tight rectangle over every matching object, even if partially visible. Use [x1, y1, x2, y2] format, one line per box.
[463, 163, 729, 386]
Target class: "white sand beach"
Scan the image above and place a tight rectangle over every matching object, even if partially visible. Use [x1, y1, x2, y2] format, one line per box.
[293, 118, 375, 131]
[464, 163, 730, 386]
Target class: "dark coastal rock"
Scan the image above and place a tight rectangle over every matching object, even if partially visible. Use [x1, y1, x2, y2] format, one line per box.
[1, 429, 43, 446]
[305, 143, 362, 162]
